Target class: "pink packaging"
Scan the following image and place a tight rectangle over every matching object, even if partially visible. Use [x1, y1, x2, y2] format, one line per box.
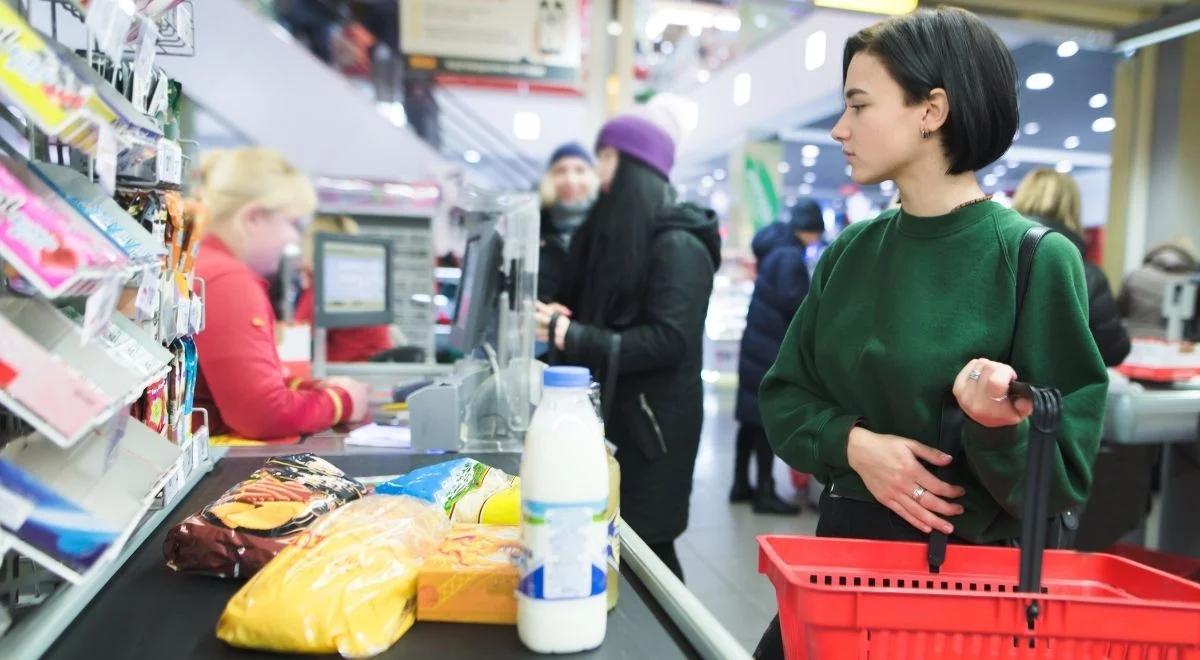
[0, 156, 127, 297]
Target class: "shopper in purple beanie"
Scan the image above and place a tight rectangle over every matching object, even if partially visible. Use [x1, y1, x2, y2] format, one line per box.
[534, 113, 721, 581]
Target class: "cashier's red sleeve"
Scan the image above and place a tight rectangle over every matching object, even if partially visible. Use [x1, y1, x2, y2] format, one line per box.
[194, 271, 344, 439]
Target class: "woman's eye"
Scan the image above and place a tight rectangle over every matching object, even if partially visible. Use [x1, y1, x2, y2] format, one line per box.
[849, 105, 864, 113]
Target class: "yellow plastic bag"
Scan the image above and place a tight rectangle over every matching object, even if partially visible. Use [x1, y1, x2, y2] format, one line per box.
[216, 496, 450, 658]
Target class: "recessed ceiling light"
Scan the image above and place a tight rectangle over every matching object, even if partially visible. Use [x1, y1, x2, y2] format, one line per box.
[713, 168, 727, 181]
[880, 180, 895, 193]
[777, 162, 791, 175]
[993, 165, 1008, 177]
[1089, 93, 1108, 109]
[754, 14, 768, 29]
[785, 196, 798, 206]
[802, 156, 818, 168]
[983, 173, 998, 187]
[701, 177, 714, 190]
[512, 111, 541, 141]
[697, 69, 711, 84]
[1092, 117, 1116, 133]
[799, 183, 814, 195]
[1026, 72, 1054, 90]
[801, 144, 820, 159]
[1006, 156, 1020, 169]
[1055, 160, 1074, 173]
[733, 73, 752, 106]
[805, 31, 827, 71]
[463, 150, 482, 164]
[607, 21, 623, 37]
[1063, 135, 1080, 149]
[1057, 40, 1079, 58]
[804, 172, 817, 184]
[1023, 122, 1041, 136]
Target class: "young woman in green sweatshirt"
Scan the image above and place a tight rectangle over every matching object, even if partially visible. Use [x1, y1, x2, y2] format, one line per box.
[755, 7, 1108, 658]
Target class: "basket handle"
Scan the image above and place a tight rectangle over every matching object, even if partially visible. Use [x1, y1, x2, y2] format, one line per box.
[1010, 380, 1063, 629]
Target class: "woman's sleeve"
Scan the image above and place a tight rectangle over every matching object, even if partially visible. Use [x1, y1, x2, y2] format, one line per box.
[759, 227, 865, 478]
[962, 233, 1108, 516]
[195, 273, 352, 440]
[563, 232, 714, 376]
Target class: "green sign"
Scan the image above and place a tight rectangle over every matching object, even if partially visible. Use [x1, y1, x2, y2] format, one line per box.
[743, 154, 781, 232]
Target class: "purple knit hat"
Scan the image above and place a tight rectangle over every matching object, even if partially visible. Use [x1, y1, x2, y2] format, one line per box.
[595, 115, 676, 181]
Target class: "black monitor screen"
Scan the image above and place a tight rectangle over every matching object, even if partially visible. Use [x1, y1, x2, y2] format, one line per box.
[450, 222, 501, 352]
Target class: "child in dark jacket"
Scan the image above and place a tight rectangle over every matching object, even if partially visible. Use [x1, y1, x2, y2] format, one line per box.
[733, 199, 825, 514]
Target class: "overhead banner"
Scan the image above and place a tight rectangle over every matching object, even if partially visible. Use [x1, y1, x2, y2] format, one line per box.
[401, 0, 584, 84]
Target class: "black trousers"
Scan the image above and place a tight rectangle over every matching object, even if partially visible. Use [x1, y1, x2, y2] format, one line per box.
[753, 488, 933, 659]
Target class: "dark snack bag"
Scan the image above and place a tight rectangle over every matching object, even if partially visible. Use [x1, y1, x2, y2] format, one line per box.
[163, 454, 367, 578]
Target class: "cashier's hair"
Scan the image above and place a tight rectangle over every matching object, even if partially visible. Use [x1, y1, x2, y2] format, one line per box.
[844, 7, 1019, 175]
[193, 148, 318, 224]
[1012, 169, 1082, 233]
[302, 215, 360, 267]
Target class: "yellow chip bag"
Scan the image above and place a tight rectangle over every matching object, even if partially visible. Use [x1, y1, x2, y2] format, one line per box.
[216, 496, 450, 659]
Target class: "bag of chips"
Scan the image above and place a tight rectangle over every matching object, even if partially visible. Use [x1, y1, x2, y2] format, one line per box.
[216, 496, 450, 658]
[373, 458, 519, 525]
[164, 454, 367, 577]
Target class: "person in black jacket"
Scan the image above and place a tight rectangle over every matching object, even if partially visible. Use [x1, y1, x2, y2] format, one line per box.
[733, 200, 825, 514]
[1013, 168, 1131, 366]
[535, 114, 720, 581]
[538, 142, 597, 304]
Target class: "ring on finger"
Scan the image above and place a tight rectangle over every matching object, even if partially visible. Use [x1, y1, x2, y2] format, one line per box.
[992, 395, 1009, 402]
[967, 369, 982, 382]
[911, 485, 926, 501]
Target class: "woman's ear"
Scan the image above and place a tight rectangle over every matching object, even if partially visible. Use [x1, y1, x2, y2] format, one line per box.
[925, 87, 951, 133]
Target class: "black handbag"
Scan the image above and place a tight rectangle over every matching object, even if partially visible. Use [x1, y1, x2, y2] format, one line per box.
[928, 226, 1079, 574]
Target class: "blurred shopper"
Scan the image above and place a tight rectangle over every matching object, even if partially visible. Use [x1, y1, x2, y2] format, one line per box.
[538, 142, 598, 304]
[193, 148, 370, 440]
[294, 215, 394, 362]
[534, 115, 721, 581]
[732, 200, 826, 515]
[1118, 240, 1200, 338]
[756, 9, 1107, 657]
[1012, 168, 1130, 366]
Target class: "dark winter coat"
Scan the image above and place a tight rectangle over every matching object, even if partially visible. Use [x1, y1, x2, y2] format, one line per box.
[1035, 218, 1131, 367]
[537, 207, 574, 304]
[736, 223, 812, 426]
[557, 203, 721, 544]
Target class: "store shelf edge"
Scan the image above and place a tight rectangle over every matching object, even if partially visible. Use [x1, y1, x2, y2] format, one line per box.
[0, 448, 227, 660]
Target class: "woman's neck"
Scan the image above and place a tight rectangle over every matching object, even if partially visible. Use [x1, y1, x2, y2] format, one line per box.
[209, 223, 248, 261]
[894, 161, 985, 217]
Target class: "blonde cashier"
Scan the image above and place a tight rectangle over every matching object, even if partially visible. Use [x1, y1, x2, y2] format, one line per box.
[191, 148, 370, 439]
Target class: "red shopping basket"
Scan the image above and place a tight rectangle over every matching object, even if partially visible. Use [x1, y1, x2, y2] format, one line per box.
[759, 382, 1200, 659]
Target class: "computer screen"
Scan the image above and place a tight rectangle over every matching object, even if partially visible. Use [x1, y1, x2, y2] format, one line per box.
[313, 233, 393, 329]
[450, 221, 502, 352]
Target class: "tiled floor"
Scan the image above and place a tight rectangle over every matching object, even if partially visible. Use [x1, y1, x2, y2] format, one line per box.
[677, 384, 818, 653]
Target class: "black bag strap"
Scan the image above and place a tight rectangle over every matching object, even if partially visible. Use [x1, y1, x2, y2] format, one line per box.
[928, 225, 1051, 574]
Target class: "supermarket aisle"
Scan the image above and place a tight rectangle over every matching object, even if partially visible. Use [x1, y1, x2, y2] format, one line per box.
[677, 382, 818, 652]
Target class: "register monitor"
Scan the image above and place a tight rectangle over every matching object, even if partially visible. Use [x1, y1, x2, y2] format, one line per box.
[449, 220, 503, 353]
[313, 233, 393, 329]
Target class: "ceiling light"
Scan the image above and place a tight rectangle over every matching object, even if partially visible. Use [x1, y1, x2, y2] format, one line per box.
[713, 14, 741, 32]
[1025, 72, 1054, 90]
[697, 69, 711, 84]
[799, 183, 814, 195]
[880, 180, 895, 193]
[777, 162, 791, 175]
[802, 156, 817, 168]
[983, 173, 998, 187]
[1089, 93, 1108, 109]
[1057, 40, 1079, 57]
[804, 172, 817, 184]
[512, 111, 540, 141]
[801, 144, 820, 159]
[785, 196, 798, 207]
[805, 31, 827, 71]
[1023, 122, 1040, 136]
[754, 14, 768, 29]
[1005, 156, 1020, 169]
[660, 41, 675, 55]
[376, 101, 407, 128]
[701, 175, 714, 188]
[713, 168, 727, 181]
[733, 73, 752, 106]
[463, 150, 481, 164]
[689, 24, 703, 37]
[1092, 117, 1116, 133]
[1055, 160, 1074, 173]
[993, 165, 1008, 177]
[1063, 135, 1080, 149]
[607, 21, 623, 37]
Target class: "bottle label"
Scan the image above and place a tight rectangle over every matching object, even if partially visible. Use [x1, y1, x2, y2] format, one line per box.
[519, 498, 608, 601]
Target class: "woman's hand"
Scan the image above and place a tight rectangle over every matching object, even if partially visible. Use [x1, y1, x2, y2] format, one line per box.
[846, 426, 967, 535]
[535, 302, 573, 349]
[952, 358, 1034, 428]
[324, 376, 371, 423]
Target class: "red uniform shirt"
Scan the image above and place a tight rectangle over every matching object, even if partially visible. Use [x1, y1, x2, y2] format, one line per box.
[293, 287, 392, 362]
[193, 237, 351, 439]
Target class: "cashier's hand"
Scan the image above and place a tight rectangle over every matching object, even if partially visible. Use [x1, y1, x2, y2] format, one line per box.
[953, 358, 1034, 428]
[535, 302, 573, 350]
[325, 376, 371, 423]
[847, 426, 967, 535]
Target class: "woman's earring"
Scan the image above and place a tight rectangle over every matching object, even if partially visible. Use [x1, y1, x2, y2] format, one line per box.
[920, 126, 929, 139]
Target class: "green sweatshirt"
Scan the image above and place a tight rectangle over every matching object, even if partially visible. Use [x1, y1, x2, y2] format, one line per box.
[760, 201, 1108, 543]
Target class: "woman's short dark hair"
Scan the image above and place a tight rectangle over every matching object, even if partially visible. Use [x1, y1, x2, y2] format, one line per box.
[843, 7, 1018, 175]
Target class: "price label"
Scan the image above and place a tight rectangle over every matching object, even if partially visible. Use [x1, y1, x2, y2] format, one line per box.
[155, 138, 182, 185]
[132, 18, 158, 110]
[158, 277, 175, 342]
[175, 292, 190, 337]
[82, 276, 121, 345]
[148, 74, 169, 117]
[86, 0, 136, 64]
[174, 3, 194, 50]
[188, 290, 203, 334]
[96, 124, 118, 195]
[135, 267, 160, 322]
